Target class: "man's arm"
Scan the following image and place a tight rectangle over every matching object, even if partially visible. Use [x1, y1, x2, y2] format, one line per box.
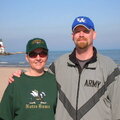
[109, 67, 120, 119]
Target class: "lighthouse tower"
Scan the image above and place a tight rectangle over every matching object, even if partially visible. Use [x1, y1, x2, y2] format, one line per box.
[0, 39, 5, 54]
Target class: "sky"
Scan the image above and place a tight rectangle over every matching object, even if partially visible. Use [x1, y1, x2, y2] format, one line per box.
[0, 0, 120, 52]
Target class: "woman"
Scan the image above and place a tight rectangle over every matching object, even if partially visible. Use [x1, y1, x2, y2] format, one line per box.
[0, 38, 57, 120]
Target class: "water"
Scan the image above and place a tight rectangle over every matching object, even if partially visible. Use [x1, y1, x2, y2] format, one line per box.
[0, 50, 120, 67]
[0, 51, 69, 67]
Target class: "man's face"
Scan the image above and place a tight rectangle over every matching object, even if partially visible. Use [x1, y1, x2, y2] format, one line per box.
[72, 26, 96, 49]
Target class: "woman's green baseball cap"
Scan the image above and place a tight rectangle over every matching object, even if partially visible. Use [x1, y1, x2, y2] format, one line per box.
[26, 38, 48, 53]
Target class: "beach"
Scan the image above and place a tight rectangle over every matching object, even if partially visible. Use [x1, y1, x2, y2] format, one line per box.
[0, 67, 29, 101]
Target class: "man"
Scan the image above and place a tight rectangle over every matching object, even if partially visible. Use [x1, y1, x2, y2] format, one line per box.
[48, 16, 120, 120]
[9, 16, 120, 120]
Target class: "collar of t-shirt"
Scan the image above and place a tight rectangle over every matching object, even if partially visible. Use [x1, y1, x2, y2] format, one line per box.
[77, 58, 91, 69]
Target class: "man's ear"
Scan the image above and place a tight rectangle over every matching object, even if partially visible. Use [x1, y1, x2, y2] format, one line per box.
[71, 33, 74, 41]
[93, 31, 96, 40]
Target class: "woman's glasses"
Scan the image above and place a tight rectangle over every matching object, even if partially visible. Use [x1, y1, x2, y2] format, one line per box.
[28, 51, 48, 58]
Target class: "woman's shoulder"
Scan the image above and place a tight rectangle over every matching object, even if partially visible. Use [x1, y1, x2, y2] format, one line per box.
[12, 73, 26, 84]
[45, 71, 55, 77]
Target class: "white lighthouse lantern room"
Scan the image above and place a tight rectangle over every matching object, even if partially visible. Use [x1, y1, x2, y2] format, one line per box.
[0, 39, 5, 53]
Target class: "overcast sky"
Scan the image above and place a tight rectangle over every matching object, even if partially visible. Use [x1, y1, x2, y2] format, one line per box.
[0, 0, 120, 52]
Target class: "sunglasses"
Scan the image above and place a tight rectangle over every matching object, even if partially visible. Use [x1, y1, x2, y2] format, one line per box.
[28, 51, 48, 58]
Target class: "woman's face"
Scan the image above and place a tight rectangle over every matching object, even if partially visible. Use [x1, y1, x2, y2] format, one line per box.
[26, 48, 48, 72]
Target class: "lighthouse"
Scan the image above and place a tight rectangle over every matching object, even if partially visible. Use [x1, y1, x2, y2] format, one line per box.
[0, 39, 5, 54]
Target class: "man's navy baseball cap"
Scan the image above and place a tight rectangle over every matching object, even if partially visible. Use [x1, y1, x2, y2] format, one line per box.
[72, 16, 95, 31]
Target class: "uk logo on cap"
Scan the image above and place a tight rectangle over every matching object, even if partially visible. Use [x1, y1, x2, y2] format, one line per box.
[77, 18, 86, 23]
[72, 16, 95, 31]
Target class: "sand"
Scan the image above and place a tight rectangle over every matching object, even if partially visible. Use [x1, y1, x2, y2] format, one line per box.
[0, 66, 28, 101]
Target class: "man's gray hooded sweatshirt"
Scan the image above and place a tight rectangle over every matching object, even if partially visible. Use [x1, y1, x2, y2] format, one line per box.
[49, 47, 120, 120]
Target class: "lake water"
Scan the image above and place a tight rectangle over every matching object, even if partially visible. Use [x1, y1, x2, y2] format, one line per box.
[0, 50, 120, 67]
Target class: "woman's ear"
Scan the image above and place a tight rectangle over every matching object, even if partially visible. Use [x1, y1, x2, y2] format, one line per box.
[25, 55, 29, 63]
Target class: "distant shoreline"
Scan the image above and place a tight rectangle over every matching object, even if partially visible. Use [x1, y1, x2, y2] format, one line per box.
[0, 52, 25, 55]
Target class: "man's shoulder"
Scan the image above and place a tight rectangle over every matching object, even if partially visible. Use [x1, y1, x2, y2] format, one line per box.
[97, 53, 115, 62]
[55, 53, 70, 62]
[48, 53, 71, 74]
[97, 53, 117, 68]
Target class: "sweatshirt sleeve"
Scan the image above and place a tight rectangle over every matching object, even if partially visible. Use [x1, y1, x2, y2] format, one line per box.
[48, 62, 55, 74]
[0, 83, 14, 120]
[108, 67, 120, 120]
